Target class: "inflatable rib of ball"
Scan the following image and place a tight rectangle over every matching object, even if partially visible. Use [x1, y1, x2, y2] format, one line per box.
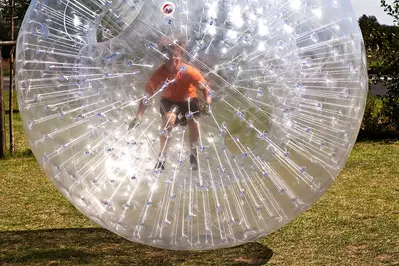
[16, 0, 368, 250]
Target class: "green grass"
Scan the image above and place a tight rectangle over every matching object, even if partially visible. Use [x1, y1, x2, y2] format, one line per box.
[0, 95, 398, 265]
[2, 69, 10, 76]
[369, 60, 380, 69]
[2, 90, 28, 158]
[263, 141, 399, 265]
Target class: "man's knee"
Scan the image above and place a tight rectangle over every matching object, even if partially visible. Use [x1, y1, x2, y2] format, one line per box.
[187, 118, 199, 127]
[164, 112, 177, 128]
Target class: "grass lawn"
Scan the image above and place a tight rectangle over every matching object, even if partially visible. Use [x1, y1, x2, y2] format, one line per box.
[0, 93, 398, 265]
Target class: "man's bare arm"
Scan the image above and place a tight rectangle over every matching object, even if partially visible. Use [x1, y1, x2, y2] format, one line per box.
[199, 82, 212, 105]
[136, 100, 147, 120]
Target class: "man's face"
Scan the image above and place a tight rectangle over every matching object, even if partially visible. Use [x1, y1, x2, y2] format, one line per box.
[165, 45, 183, 73]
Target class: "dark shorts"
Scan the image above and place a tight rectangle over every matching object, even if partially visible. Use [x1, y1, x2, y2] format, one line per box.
[160, 98, 200, 124]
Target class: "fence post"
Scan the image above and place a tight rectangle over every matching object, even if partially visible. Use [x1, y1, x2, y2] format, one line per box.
[0, 47, 5, 158]
[9, 52, 14, 154]
[8, 0, 15, 154]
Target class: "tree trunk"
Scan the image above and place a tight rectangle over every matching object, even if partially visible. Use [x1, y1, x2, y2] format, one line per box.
[8, 0, 15, 154]
[0, 47, 5, 158]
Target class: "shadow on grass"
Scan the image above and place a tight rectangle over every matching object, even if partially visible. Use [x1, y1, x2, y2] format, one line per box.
[1, 148, 34, 160]
[356, 130, 399, 143]
[0, 228, 273, 266]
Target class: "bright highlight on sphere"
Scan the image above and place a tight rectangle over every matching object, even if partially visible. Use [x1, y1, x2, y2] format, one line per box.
[16, 0, 368, 250]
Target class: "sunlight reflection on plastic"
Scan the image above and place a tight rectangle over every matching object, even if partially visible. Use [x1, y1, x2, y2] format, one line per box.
[15, 0, 368, 250]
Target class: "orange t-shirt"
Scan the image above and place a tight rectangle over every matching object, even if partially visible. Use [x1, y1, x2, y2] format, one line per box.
[145, 64, 206, 102]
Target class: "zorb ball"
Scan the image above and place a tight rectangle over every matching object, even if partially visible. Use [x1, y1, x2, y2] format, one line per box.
[15, 0, 368, 250]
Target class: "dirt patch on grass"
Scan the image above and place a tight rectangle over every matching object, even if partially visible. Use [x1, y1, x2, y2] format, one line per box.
[234, 257, 258, 263]
[144, 250, 168, 257]
[345, 245, 368, 251]
[378, 254, 392, 261]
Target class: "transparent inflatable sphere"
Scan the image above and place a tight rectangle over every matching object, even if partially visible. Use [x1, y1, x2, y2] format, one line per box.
[16, 0, 368, 250]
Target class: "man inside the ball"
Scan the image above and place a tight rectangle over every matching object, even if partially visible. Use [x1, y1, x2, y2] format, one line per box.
[132, 38, 213, 171]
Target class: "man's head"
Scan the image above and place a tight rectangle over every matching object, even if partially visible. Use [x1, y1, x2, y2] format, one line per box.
[160, 39, 186, 73]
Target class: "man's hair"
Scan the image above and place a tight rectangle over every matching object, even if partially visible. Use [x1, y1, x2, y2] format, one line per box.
[159, 36, 187, 59]
[174, 39, 187, 48]
[158, 35, 187, 50]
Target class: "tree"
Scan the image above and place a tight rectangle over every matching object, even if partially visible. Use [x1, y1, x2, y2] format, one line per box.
[0, 0, 30, 57]
[358, 15, 382, 66]
[378, 1, 399, 131]
[358, 4, 399, 132]
[381, 0, 399, 24]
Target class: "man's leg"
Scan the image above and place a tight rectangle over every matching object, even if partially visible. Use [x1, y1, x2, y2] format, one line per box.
[188, 118, 200, 170]
[155, 111, 177, 170]
[187, 98, 201, 170]
[160, 111, 177, 156]
[187, 119, 200, 170]
[188, 119, 200, 150]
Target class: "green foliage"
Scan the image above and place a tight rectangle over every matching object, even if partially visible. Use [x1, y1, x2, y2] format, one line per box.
[358, 94, 398, 139]
[361, 94, 381, 135]
[381, 0, 399, 23]
[2, 67, 10, 76]
[359, 7, 399, 136]
[0, 0, 31, 57]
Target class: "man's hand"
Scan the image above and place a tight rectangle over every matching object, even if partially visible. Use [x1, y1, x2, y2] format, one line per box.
[201, 103, 212, 116]
[128, 117, 140, 130]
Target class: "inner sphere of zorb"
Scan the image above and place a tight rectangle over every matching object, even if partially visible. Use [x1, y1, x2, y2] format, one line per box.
[16, 0, 368, 250]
